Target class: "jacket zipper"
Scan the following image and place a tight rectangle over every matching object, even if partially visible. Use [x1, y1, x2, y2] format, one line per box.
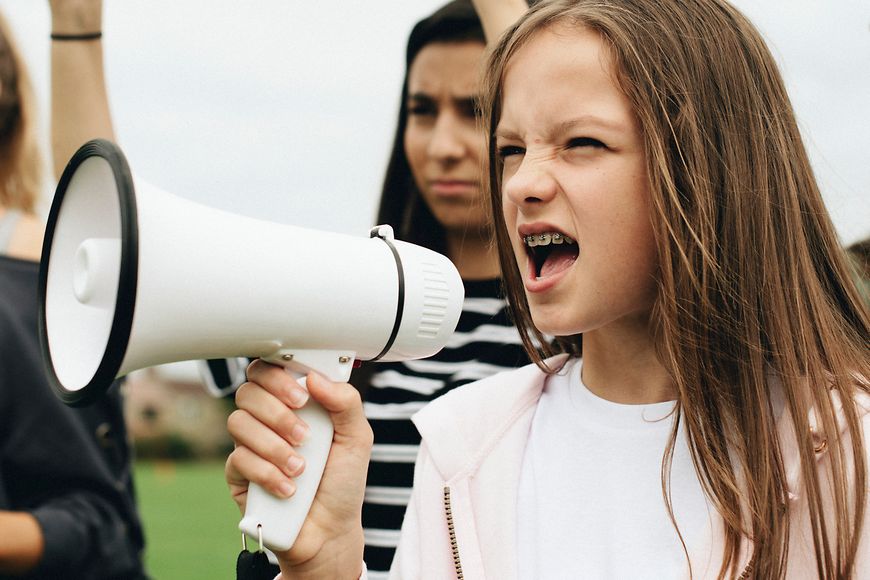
[443, 486, 465, 579]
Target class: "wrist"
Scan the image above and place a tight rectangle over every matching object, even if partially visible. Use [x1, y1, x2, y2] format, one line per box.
[278, 530, 364, 580]
[50, 7, 102, 36]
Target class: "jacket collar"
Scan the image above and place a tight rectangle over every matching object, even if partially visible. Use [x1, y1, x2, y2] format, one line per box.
[412, 354, 570, 482]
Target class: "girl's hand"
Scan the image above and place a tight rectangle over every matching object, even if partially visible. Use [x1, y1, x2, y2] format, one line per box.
[49, 0, 103, 35]
[225, 360, 372, 579]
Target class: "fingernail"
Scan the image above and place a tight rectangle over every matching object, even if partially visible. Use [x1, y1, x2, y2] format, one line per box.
[288, 387, 309, 407]
[307, 371, 325, 387]
[287, 455, 305, 473]
[277, 480, 295, 497]
[291, 423, 309, 444]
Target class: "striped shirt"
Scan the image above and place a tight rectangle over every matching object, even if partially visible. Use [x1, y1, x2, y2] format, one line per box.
[361, 278, 529, 577]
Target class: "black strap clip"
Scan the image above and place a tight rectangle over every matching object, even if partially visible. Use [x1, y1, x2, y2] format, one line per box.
[237, 528, 278, 580]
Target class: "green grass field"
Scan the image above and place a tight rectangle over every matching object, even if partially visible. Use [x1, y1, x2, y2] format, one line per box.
[134, 461, 244, 579]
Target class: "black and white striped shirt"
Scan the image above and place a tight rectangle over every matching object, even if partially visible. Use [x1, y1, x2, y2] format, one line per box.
[361, 278, 530, 577]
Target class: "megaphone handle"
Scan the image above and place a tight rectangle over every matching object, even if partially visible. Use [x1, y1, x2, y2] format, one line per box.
[238, 370, 334, 552]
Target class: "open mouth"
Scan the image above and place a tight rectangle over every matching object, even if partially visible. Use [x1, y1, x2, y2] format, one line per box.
[523, 231, 579, 279]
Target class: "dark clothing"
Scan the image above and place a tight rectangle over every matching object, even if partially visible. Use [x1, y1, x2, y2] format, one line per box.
[0, 255, 147, 580]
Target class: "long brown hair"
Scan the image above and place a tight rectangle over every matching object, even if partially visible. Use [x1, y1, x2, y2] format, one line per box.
[0, 10, 42, 213]
[481, 0, 870, 577]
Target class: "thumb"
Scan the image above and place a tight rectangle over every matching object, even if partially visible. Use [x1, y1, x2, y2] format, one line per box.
[306, 372, 371, 441]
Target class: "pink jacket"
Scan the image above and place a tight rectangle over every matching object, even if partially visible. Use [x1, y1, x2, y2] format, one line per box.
[388, 355, 870, 579]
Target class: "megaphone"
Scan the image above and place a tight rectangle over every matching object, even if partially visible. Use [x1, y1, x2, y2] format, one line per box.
[38, 139, 464, 551]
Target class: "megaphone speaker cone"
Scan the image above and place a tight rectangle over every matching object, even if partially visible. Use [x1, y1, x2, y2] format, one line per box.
[39, 139, 138, 407]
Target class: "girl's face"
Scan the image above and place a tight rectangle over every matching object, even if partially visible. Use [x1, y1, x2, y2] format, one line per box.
[496, 25, 658, 337]
[405, 40, 488, 236]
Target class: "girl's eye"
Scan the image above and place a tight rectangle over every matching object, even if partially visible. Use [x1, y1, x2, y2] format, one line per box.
[567, 137, 606, 149]
[497, 145, 525, 159]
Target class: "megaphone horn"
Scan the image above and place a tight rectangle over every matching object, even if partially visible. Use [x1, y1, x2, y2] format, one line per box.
[38, 139, 464, 551]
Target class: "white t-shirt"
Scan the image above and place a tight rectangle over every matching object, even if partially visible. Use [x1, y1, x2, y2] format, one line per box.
[517, 358, 712, 579]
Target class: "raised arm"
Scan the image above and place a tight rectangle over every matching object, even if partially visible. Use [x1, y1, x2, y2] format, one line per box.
[471, 0, 528, 45]
[49, 0, 114, 180]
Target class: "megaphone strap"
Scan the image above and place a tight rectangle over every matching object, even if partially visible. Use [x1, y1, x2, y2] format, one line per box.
[369, 230, 406, 362]
[235, 550, 275, 580]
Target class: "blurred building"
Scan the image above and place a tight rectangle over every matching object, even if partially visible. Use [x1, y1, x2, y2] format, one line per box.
[123, 362, 234, 460]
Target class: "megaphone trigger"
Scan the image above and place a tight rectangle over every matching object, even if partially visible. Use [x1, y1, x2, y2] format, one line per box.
[262, 349, 357, 384]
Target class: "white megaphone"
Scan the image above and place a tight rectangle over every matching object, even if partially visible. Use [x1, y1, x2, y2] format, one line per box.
[38, 139, 464, 551]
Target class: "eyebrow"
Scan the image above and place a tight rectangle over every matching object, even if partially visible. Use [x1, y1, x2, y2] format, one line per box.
[495, 115, 627, 140]
[407, 92, 480, 106]
[556, 115, 626, 134]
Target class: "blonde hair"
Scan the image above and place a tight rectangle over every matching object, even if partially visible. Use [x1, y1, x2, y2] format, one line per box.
[0, 10, 43, 213]
[482, 0, 870, 577]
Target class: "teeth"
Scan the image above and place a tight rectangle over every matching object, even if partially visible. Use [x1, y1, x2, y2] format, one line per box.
[524, 232, 574, 247]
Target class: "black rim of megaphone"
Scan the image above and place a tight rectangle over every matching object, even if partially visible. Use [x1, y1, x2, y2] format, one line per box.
[38, 139, 138, 407]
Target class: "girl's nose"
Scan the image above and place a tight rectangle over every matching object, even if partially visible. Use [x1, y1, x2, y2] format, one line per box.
[502, 155, 558, 207]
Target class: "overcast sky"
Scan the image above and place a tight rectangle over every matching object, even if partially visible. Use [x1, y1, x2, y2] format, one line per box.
[2, 0, 868, 246]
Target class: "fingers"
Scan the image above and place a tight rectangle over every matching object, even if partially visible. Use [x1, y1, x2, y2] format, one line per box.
[226, 360, 372, 571]
[227, 360, 372, 509]
[246, 359, 310, 408]
[226, 409, 307, 478]
[306, 372, 373, 448]
[234, 381, 310, 446]
[226, 445, 295, 503]
[229, 363, 315, 503]
[244, 359, 371, 447]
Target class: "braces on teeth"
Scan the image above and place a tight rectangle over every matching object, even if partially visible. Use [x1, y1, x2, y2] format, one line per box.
[524, 232, 575, 247]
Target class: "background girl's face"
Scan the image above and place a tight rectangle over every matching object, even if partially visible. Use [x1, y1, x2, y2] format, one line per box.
[496, 25, 658, 337]
[404, 40, 488, 236]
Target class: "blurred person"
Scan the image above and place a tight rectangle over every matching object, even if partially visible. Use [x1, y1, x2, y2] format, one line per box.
[0, 3, 147, 578]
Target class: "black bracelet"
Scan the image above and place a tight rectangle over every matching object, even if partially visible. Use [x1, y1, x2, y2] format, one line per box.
[50, 32, 103, 41]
